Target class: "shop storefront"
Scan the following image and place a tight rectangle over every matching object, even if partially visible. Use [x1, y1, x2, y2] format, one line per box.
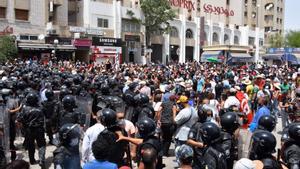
[92, 37, 122, 65]
[73, 39, 92, 63]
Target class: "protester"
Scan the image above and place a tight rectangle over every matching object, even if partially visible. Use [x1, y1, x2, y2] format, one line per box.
[0, 59, 299, 169]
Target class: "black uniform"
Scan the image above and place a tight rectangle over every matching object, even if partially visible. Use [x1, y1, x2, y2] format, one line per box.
[17, 105, 46, 165]
[188, 122, 205, 169]
[41, 99, 60, 142]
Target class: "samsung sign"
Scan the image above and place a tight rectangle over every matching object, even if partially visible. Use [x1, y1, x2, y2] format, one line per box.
[92, 37, 122, 47]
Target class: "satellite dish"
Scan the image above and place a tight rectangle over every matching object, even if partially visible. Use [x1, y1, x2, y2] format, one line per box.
[38, 34, 45, 40]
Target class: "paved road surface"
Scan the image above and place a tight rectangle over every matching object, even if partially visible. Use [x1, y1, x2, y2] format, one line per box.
[13, 118, 284, 169]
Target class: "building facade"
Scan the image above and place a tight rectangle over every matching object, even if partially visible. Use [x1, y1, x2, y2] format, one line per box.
[1, 0, 284, 64]
[243, 0, 285, 46]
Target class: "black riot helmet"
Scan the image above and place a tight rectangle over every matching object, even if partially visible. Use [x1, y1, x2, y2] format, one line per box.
[258, 115, 276, 132]
[136, 117, 156, 139]
[134, 93, 149, 105]
[99, 108, 117, 128]
[288, 123, 300, 142]
[60, 87, 71, 101]
[200, 122, 221, 145]
[220, 112, 240, 133]
[26, 92, 39, 106]
[73, 75, 81, 85]
[45, 89, 54, 101]
[62, 95, 77, 110]
[249, 131, 276, 160]
[17, 80, 27, 90]
[100, 83, 110, 95]
[197, 105, 208, 123]
[59, 123, 80, 146]
[107, 96, 125, 113]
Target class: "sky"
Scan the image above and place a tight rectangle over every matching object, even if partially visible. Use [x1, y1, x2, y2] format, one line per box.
[285, 0, 300, 31]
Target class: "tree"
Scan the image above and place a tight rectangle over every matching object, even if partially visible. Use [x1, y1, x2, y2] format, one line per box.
[0, 36, 18, 63]
[269, 33, 284, 48]
[285, 30, 300, 47]
[128, 0, 176, 47]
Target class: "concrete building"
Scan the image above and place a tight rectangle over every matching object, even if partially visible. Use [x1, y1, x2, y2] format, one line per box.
[243, 0, 285, 46]
[1, 0, 281, 64]
[149, 0, 264, 64]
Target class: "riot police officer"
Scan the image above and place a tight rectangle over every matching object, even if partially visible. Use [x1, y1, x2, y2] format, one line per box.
[220, 112, 240, 168]
[58, 95, 81, 127]
[41, 89, 60, 144]
[201, 122, 227, 169]
[16, 92, 46, 167]
[281, 123, 300, 169]
[257, 115, 276, 132]
[53, 123, 81, 169]
[98, 108, 131, 167]
[132, 93, 155, 124]
[124, 82, 138, 121]
[248, 131, 282, 168]
[186, 105, 208, 169]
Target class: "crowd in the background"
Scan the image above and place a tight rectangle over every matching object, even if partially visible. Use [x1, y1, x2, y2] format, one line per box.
[0, 59, 299, 169]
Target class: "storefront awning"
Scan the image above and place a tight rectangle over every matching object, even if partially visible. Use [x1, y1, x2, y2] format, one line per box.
[262, 54, 283, 60]
[227, 53, 253, 63]
[201, 51, 222, 62]
[18, 43, 76, 51]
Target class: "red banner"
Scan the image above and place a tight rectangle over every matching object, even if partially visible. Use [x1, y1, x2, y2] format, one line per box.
[203, 3, 234, 17]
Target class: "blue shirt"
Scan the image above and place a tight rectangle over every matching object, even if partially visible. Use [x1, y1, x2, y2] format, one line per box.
[249, 106, 271, 132]
[83, 160, 118, 169]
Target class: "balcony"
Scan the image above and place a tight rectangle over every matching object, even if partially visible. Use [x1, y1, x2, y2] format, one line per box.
[53, 0, 63, 6]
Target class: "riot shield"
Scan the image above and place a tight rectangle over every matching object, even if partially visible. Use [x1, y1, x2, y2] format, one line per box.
[75, 96, 93, 131]
[0, 102, 9, 164]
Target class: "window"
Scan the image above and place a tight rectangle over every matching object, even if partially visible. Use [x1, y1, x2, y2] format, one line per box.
[15, 9, 29, 21]
[170, 27, 179, 37]
[0, 7, 5, 18]
[186, 29, 193, 39]
[30, 36, 38, 40]
[248, 37, 255, 46]
[224, 34, 229, 44]
[97, 18, 109, 28]
[234, 36, 239, 45]
[20, 35, 29, 40]
[212, 32, 219, 43]
[265, 27, 271, 32]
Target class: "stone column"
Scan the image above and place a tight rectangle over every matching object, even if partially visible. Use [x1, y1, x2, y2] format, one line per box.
[179, 10, 186, 63]
[6, 0, 15, 23]
[194, 17, 200, 62]
[163, 33, 170, 64]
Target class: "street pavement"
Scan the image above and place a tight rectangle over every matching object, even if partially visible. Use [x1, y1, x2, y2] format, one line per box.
[13, 118, 284, 169]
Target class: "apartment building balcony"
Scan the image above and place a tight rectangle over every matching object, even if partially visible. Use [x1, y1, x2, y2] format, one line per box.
[264, 20, 274, 27]
[53, 0, 63, 6]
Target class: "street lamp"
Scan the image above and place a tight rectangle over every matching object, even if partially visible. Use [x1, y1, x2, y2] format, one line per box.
[53, 39, 59, 60]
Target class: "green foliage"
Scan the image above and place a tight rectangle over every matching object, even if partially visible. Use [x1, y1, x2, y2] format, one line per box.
[0, 36, 18, 63]
[269, 33, 284, 48]
[128, 0, 176, 46]
[285, 30, 300, 47]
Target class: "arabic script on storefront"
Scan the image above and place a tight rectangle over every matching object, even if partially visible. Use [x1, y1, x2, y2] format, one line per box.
[203, 3, 234, 17]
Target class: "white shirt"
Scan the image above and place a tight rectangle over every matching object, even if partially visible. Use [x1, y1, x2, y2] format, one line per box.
[174, 107, 198, 141]
[224, 96, 240, 109]
[81, 123, 105, 163]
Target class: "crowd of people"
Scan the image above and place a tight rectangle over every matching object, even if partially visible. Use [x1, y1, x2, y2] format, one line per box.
[0, 59, 299, 169]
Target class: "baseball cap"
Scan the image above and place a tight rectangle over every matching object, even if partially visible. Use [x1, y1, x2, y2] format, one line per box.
[177, 144, 193, 160]
[233, 158, 255, 169]
[177, 96, 188, 103]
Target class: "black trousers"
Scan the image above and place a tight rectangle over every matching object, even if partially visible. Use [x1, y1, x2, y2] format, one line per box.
[25, 127, 46, 163]
[45, 120, 53, 142]
[160, 123, 175, 156]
